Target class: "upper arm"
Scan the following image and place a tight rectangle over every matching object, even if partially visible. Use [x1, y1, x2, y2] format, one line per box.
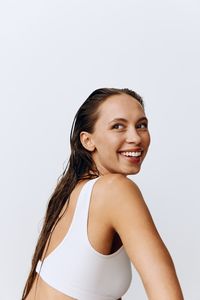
[102, 174, 184, 300]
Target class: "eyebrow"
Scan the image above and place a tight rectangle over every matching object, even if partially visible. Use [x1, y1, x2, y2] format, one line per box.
[109, 117, 148, 124]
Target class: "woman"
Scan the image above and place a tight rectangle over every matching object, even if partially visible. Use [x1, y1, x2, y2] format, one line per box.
[22, 88, 184, 300]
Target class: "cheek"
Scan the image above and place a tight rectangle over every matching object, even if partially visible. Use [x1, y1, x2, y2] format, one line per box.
[144, 132, 151, 147]
[95, 136, 121, 157]
[96, 132, 120, 146]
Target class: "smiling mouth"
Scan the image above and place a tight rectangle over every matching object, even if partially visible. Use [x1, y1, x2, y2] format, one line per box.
[119, 151, 142, 157]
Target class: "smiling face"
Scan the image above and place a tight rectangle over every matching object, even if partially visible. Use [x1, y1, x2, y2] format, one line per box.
[80, 93, 151, 176]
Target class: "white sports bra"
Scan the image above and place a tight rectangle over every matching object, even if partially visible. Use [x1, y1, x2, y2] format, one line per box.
[36, 177, 132, 300]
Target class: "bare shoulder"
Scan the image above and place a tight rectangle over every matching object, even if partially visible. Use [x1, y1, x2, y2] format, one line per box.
[94, 175, 184, 300]
[94, 173, 141, 196]
[93, 173, 149, 235]
[94, 173, 145, 213]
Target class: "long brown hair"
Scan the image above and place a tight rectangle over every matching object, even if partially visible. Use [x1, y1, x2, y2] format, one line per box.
[22, 88, 144, 299]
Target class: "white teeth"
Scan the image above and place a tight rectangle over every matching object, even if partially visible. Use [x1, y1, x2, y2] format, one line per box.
[121, 151, 141, 157]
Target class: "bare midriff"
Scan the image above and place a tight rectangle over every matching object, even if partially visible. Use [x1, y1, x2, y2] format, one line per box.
[26, 275, 76, 300]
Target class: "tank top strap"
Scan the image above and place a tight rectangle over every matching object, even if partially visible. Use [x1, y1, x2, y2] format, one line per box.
[66, 177, 99, 241]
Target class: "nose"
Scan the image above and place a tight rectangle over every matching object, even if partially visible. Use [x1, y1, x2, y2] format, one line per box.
[126, 126, 142, 144]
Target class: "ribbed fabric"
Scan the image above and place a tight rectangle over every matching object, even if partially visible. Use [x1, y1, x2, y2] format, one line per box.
[36, 177, 132, 299]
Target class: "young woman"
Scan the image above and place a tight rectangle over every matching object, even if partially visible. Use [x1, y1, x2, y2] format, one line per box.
[22, 88, 184, 300]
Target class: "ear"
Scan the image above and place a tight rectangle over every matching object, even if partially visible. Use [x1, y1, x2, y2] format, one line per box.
[80, 131, 96, 152]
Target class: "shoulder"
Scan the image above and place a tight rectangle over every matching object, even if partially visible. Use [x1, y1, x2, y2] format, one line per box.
[94, 174, 152, 233]
[94, 173, 143, 203]
[93, 174, 146, 225]
[92, 177, 184, 299]
[94, 173, 140, 191]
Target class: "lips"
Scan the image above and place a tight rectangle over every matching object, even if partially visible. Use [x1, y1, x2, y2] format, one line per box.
[119, 152, 142, 164]
[118, 148, 144, 157]
[119, 147, 143, 153]
[120, 152, 142, 158]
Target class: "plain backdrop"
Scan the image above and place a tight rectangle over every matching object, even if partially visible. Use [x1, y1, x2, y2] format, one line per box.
[0, 0, 200, 299]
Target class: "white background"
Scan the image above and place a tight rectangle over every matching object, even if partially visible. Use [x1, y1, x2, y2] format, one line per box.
[0, 0, 200, 299]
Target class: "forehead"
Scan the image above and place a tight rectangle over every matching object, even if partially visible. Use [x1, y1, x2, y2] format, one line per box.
[97, 94, 145, 121]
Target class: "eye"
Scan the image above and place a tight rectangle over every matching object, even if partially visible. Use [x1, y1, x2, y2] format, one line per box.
[137, 122, 148, 129]
[112, 123, 125, 130]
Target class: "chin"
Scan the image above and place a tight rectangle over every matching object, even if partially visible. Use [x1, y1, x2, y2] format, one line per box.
[118, 168, 141, 176]
[126, 171, 140, 176]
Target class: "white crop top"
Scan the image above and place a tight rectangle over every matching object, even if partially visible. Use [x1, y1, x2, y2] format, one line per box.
[36, 177, 132, 300]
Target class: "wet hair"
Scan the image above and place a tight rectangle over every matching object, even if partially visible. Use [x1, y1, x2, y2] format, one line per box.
[22, 88, 144, 299]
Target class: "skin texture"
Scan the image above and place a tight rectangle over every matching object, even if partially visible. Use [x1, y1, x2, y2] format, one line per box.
[80, 94, 184, 299]
[27, 94, 184, 299]
[80, 94, 151, 176]
[95, 174, 184, 300]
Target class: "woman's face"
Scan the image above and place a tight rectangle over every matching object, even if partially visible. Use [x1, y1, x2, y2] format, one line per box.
[86, 93, 151, 176]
